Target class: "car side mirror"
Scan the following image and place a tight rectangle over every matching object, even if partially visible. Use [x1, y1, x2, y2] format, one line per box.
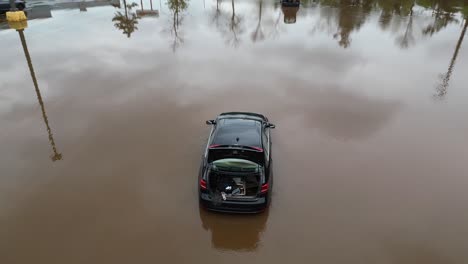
[206, 120, 216, 125]
[267, 123, 276, 129]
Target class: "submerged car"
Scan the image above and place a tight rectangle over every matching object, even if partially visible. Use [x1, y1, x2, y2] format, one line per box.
[199, 112, 275, 213]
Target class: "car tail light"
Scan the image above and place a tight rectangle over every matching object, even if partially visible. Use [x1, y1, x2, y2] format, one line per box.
[250, 146, 264, 152]
[209, 144, 221, 149]
[200, 179, 207, 190]
[260, 183, 269, 193]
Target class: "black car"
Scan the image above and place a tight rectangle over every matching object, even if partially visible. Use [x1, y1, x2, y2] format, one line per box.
[0, 0, 26, 13]
[199, 112, 275, 213]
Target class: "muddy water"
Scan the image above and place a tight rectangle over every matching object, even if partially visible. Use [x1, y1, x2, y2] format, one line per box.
[1, 0, 468, 263]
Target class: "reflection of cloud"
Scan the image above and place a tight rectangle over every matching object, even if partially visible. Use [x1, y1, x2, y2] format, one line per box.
[291, 86, 401, 141]
[255, 43, 365, 75]
[199, 207, 269, 252]
[309, 102, 399, 140]
[384, 241, 454, 264]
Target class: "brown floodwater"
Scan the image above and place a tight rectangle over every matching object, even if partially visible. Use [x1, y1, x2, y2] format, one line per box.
[1, 0, 468, 263]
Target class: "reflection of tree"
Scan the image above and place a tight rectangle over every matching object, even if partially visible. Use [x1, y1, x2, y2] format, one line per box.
[17, 29, 63, 162]
[251, 0, 265, 42]
[167, 0, 188, 51]
[435, 18, 467, 99]
[333, 0, 370, 48]
[378, 0, 397, 29]
[228, 0, 242, 47]
[112, 0, 140, 38]
[396, 4, 414, 48]
[211, 0, 243, 46]
[269, 8, 283, 38]
[212, 0, 223, 29]
[422, 5, 458, 36]
[320, 0, 466, 48]
[206, 0, 467, 49]
[137, 0, 159, 16]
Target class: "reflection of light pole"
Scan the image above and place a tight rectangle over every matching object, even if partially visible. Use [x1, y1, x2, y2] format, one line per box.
[17, 29, 63, 161]
[436, 18, 467, 99]
[9, 0, 17, 10]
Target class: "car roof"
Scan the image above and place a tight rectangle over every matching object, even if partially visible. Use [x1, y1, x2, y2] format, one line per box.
[211, 118, 262, 148]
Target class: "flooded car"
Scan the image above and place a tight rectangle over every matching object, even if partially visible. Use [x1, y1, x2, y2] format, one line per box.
[199, 112, 275, 213]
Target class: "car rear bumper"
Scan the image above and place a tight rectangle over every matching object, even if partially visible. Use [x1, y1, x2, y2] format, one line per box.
[199, 193, 268, 213]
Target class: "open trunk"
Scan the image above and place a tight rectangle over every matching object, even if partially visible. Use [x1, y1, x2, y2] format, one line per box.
[206, 158, 262, 202]
[209, 171, 260, 199]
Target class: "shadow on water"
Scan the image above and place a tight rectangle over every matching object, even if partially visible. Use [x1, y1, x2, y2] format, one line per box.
[199, 207, 269, 252]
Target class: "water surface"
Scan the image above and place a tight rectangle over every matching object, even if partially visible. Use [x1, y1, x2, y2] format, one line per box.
[1, 0, 468, 263]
